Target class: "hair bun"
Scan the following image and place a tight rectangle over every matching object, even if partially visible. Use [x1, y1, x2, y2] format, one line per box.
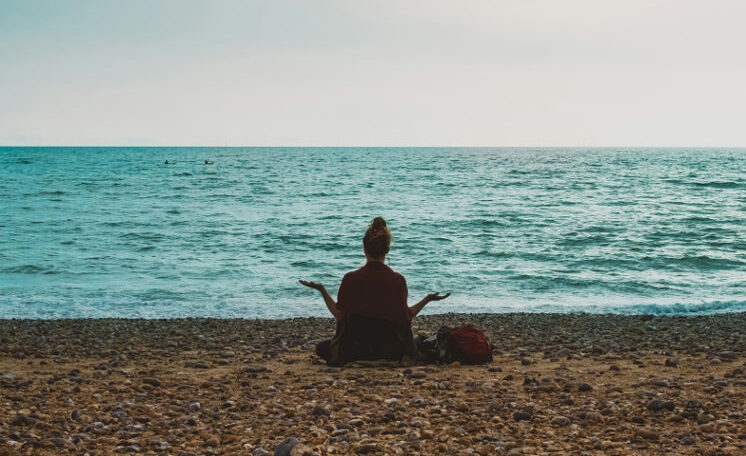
[363, 217, 392, 257]
[370, 216, 387, 231]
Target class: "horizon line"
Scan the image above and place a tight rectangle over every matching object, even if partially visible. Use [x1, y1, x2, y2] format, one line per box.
[2, 145, 746, 149]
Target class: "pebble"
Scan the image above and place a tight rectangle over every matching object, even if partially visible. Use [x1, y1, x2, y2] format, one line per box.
[114, 444, 143, 453]
[45, 437, 75, 449]
[550, 416, 571, 426]
[0, 314, 743, 455]
[274, 437, 299, 456]
[578, 383, 593, 392]
[646, 399, 675, 412]
[142, 377, 161, 387]
[637, 429, 660, 441]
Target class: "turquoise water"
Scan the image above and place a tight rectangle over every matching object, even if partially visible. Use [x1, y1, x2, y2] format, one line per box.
[1, 147, 745, 318]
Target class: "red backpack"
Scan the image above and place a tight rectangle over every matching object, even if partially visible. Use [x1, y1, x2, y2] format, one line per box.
[437, 325, 493, 364]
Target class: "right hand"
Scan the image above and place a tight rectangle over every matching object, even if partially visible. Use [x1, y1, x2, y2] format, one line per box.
[299, 280, 326, 292]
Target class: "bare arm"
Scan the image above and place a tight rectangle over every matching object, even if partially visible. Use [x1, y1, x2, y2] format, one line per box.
[299, 280, 344, 320]
[409, 292, 451, 318]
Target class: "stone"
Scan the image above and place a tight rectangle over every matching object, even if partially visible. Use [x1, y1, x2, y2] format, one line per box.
[550, 416, 571, 427]
[513, 411, 532, 422]
[142, 377, 161, 387]
[45, 437, 75, 449]
[150, 440, 169, 450]
[647, 399, 675, 412]
[637, 429, 660, 441]
[114, 444, 143, 453]
[578, 383, 593, 392]
[275, 437, 299, 456]
[311, 405, 330, 416]
[665, 357, 679, 367]
[189, 402, 201, 412]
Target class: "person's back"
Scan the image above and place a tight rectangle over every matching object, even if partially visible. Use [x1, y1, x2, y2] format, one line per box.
[338, 261, 410, 325]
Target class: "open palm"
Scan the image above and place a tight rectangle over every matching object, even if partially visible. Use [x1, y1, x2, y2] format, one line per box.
[427, 292, 451, 302]
[299, 280, 325, 292]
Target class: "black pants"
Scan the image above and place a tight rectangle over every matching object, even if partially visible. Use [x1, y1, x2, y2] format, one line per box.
[316, 339, 332, 362]
[316, 337, 430, 364]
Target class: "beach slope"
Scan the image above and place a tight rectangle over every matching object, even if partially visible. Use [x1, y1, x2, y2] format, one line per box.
[1, 313, 744, 455]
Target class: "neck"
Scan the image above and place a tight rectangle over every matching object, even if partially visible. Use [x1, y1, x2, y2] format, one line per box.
[365, 255, 386, 264]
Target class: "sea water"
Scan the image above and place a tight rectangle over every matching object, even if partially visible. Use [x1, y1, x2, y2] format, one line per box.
[1, 147, 744, 318]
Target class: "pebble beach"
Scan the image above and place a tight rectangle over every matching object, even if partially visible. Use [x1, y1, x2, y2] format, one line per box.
[1, 313, 744, 455]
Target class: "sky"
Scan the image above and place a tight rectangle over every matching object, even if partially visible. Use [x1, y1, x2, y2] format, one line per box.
[1, 0, 745, 146]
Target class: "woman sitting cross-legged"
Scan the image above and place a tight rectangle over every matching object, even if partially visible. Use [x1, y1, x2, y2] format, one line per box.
[300, 217, 450, 366]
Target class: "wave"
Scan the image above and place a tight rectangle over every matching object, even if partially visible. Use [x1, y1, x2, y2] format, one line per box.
[611, 299, 746, 315]
[690, 181, 741, 189]
[2, 264, 58, 274]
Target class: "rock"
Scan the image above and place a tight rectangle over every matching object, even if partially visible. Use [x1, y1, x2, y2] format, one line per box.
[189, 401, 201, 412]
[513, 411, 532, 422]
[550, 416, 571, 427]
[487, 366, 502, 372]
[410, 371, 427, 379]
[311, 405, 330, 416]
[680, 433, 696, 445]
[45, 437, 75, 449]
[578, 383, 593, 392]
[142, 377, 160, 387]
[10, 414, 35, 426]
[150, 440, 169, 450]
[114, 444, 143, 453]
[354, 442, 379, 454]
[637, 429, 660, 441]
[719, 351, 737, 360]
[647, 399, 675, 412]
[275, 437, 299, 456]
[253, 448, 272, 456]
[665, 357, 679, 367]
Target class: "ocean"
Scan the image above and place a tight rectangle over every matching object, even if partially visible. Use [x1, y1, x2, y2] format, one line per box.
[1, 147, 744, 318]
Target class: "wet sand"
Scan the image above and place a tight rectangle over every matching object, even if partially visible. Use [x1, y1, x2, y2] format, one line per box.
[1, 313, 744, 455]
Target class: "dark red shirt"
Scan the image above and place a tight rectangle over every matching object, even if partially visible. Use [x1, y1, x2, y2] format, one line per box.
[337, 262, 410, 325]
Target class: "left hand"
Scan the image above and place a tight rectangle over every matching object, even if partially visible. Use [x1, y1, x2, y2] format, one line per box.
[426, 292, 451, 302]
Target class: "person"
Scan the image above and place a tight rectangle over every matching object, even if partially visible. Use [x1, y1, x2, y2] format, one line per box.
[204, 159, 214, 165]
[300, 217, 450, 365]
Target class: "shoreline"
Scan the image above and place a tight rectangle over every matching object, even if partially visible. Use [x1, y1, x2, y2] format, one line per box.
[1, 313, 744, 455]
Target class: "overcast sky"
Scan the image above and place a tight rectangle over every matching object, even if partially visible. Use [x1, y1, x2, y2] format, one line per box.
[1, 0, 745, 146]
